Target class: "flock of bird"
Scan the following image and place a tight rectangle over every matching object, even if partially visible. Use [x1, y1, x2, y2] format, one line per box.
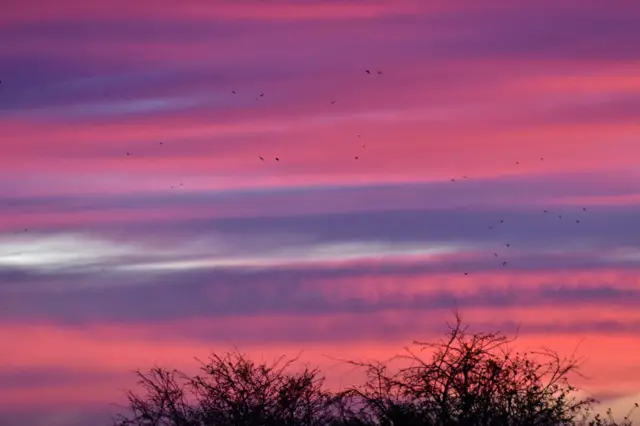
[234, 69, 588, 275]
[125, 71, 384, 169]
[4, 68, 592, 275]
[462, 203, 589, 275]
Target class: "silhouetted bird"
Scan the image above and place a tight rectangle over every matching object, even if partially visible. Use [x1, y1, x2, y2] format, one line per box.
[506, 243, 511, 247]
[260, 93, 264, 97]
[558, 215, 562, 219]
[275, 157, 279, 161]
[502, 261, 507, 266]
[365, 70, 371, 74]
[500, 219, 504, 223]
[494, 253, 498, 257]
[259, 156, 264, 161]
[232, 90, 236, 94]
[464, 272, 468, 276]
[576, 220, 580, 223]
[331, 100, 336, 104]
[126, 152, 130, 156]
[355, 156, 359, 160]
[544, 209, 548, 213]
[583, 207, 587, 211]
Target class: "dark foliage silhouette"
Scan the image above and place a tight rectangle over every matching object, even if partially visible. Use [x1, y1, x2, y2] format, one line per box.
[113, 316, 636, 426]
[112, 350, 341, 426]
[335, 315, 636, 426]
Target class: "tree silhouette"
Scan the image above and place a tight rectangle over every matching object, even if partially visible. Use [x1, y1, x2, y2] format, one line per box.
[112, 316, 636, 426]
[113, 350, 340, 426]
[338, 314, 636, 425]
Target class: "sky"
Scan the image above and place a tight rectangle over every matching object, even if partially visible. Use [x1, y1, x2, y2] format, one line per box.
[1, 0, 640, 424]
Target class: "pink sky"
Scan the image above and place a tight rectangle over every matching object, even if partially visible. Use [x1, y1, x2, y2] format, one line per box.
[1, 1, 640, 424]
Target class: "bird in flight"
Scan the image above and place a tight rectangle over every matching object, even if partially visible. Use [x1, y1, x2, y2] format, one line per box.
[232, 90, 236, 94]
[259, 156, 264, 161]
[365, 70, 371, 74]
[275, 157, 280, 162]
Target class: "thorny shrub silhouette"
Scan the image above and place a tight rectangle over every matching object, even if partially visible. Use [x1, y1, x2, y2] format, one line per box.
[112, 315, 637, 426]
[112, 351, 338, 426]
